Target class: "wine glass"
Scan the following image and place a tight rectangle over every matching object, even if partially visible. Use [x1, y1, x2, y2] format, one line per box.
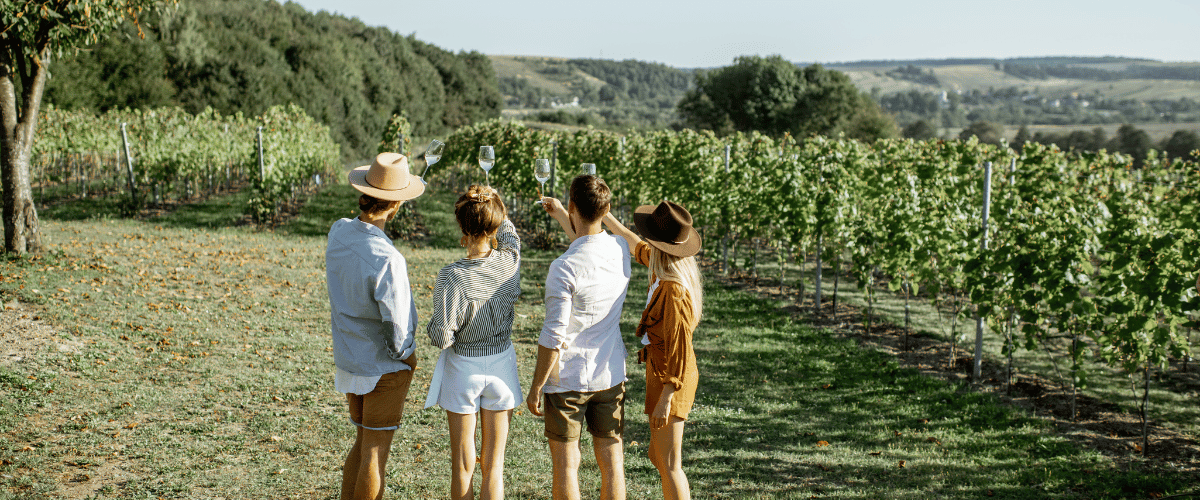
[478, 146, 495, 186]
[534, 159, 551, 203]
[581, 163, 596, 175]
[419, 139, 444, 185]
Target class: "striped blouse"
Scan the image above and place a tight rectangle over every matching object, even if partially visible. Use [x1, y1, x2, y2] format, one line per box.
[427, 219, 522, 357]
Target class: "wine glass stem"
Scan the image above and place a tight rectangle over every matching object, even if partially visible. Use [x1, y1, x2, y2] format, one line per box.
[421, 161, 433, 178]
[485, 170, 490, 187]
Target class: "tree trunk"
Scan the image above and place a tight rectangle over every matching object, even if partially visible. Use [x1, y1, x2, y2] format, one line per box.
[1, 47, 49, 255]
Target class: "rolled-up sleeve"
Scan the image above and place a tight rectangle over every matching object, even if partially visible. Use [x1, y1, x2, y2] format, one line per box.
[539, 261, 575, 350]
[376, 258, 418, 366]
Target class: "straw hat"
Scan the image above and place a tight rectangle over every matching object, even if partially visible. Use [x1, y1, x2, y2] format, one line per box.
[633, 200, 701, 258]
[348, 153, 425, 201]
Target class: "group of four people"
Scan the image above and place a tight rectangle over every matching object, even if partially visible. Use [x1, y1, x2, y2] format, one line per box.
[326, 152, 704, 500]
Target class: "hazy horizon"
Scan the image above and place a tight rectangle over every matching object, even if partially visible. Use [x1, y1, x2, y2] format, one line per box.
[290, 0, 1200, 68]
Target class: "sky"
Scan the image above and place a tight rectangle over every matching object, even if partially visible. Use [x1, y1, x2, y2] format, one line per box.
[289, 0, 1200, 68]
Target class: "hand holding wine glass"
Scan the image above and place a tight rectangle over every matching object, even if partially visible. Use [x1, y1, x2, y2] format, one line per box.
[478, 146, 495, 186]
[419, 139, 444, 185]
[534, 158, 551, 202]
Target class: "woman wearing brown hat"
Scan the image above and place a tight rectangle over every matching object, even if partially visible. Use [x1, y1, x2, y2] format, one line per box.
[604, 201, 702, 500]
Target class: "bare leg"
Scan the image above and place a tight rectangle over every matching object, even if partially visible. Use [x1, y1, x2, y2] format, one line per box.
[649, 417, 689, 500]
[448, 411, 478, 500]
[548, 439, 582, 500]
[341, 428, 364, 500]
[480, 409, 512, 500]
[350, 428, 396, 500]
[594, 436, 626, 500]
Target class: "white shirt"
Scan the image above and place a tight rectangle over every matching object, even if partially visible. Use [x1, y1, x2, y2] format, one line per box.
[539, 232, 632, 393]
[326, 217, 418, 394]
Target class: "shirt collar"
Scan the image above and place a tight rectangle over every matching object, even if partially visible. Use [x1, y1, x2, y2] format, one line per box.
[350, 216, 392, 242]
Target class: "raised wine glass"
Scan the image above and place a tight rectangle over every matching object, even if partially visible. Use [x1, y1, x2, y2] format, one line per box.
[581, 163, 596, 175]
[419, 139, 444, 185]
[478, 146, 495, 186]
[534, 158, 551, 203]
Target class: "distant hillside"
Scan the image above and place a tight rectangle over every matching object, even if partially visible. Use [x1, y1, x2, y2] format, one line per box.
[489, 55, 693, 130]
[45, 0, 502, 159]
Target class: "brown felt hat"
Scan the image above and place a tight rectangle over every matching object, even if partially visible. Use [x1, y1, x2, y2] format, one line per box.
[348, 153, 425, 201]
[633, 200, 701, 258]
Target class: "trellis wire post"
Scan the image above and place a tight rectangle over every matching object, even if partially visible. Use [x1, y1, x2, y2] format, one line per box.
[120, 123, 137, 202]
[1006, 157, 1017, 389]
[722, 144, 731, 276]
[257, 126, 265, 181]
[974, 161, 993, 382]
[550, 140, 558, 198]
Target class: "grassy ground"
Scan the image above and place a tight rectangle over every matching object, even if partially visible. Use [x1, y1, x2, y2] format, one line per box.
[723, 248, 1200, 445]
[0, 185, 1195, 499]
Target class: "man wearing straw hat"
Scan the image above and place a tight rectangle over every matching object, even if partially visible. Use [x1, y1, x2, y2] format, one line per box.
[326, 152, 425, 500]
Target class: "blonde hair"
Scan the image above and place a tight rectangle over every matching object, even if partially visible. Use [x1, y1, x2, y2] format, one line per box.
[649, 247, 704, 324]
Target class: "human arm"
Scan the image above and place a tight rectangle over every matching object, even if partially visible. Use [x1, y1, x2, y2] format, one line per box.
[650, 385, 675, 430]
[425, 269, 461, 350]
[602, 212, 641, 253]
[541, 196, 576, 240]
[527, 261, 576, 415]
[526, 345, 561, 417]
[494, 219, 521, 257]
[377, 257, 419, 369]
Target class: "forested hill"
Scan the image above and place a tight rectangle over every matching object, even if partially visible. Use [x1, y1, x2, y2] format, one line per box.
[44, 0, 501, 159]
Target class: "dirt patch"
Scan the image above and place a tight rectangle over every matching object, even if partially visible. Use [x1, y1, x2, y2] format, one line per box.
[0, 300, 78, 368]
[706, 263, 1200, 471]
[54, 459, 138, 499]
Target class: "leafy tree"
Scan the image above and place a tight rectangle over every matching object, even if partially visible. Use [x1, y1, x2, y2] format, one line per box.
[902, 120, 938, 140]
[2, 0, 171, 254]
[957, 120, 1005, 145]
[1110, 124, 1153, 167]
[1160, 129, 1200, 160]
[1010, 125, 1031, 147]
[677, 55, 895, 140]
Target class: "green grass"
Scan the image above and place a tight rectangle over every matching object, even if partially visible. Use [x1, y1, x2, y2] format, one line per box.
[0, 186, 1195, 499]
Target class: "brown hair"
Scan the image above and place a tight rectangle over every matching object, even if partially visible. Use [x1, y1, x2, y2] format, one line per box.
[359, 194, 403, 219]
[569, 175, 611, 223]
[455, 185, 506, 242]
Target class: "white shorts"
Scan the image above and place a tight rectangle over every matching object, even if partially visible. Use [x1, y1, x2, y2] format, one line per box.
[435, 346, 523, 414]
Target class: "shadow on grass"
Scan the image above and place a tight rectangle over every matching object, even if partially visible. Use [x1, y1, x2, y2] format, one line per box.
[630, 281, 1193, 499]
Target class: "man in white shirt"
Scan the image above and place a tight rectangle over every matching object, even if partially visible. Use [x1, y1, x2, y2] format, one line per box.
[528, 175, 632, 500]
[326, 153, 424, 500]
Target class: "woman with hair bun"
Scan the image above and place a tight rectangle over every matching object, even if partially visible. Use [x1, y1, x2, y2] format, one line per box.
[425, 185, 522, 500]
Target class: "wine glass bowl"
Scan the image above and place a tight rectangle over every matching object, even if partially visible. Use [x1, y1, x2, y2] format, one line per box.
[419, 139, 444, 184]
[534, 158, 551, 202]
[581, 163, 596, 175]
[478, 146, 495, 186]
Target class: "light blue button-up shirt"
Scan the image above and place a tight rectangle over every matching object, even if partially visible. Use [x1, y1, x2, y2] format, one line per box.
[326, 217, 418, 385]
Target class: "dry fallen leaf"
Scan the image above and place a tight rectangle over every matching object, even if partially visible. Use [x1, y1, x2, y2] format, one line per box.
[816, 440, 830, 447]
[868, 451, 882, 456]
[898, 460, 906, 468]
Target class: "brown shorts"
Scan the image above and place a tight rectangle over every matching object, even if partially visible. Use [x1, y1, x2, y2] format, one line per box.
[347, 369, 413, 431]
[543, 383, 625, 442]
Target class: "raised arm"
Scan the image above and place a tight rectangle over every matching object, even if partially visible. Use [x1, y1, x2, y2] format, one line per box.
[541, 196, 576, 240]
[602, 212, 641, 253]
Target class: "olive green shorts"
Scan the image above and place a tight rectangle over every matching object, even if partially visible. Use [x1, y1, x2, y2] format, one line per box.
[542, 382, 625, 442]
